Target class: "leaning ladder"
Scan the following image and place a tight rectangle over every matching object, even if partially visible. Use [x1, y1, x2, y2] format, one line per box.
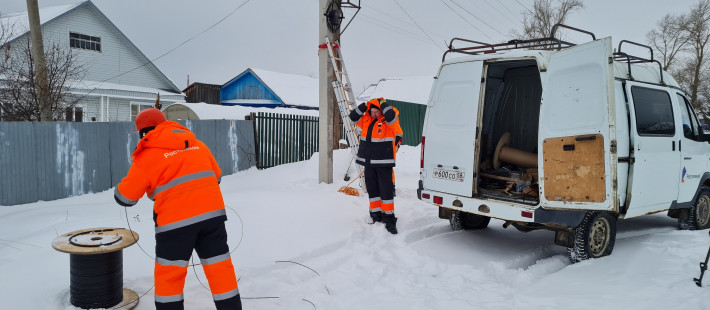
[324, 37, 365, 191]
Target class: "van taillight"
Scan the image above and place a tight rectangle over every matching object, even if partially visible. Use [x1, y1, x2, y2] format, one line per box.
[433, 196, 443, 204]
[420, 136, 425, 168]
[422, 193, 430, 199]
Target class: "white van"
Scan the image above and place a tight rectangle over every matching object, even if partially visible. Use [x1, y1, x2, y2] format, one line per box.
[417, 26, 710, 262]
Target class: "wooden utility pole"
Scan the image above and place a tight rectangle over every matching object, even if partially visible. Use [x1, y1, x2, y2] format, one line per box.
[318, 0, 340, 184]
[26, 0, 51, 121]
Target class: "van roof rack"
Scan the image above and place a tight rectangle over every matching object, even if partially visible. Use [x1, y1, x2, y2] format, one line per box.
[613, 40, 665, 85]
[441, 24, 667, 85]
[442, 24, 593, 62]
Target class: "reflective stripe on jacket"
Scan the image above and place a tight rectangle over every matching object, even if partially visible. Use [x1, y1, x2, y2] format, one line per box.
[349, 98, 404, 167]
[114, 121, 225, 232]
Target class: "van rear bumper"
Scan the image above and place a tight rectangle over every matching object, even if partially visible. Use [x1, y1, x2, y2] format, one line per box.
[418, 183, 586, 229]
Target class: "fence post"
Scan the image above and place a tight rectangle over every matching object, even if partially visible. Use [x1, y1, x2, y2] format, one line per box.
[299, 118, 305, 161]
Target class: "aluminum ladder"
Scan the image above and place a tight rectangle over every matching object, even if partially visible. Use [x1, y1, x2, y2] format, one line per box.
[324, 37, 365, 191]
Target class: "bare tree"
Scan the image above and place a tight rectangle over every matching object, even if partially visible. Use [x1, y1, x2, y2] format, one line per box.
[672, 0, 710, 117]
[514, 0, 584, 39]
[647, 13, 691, 71]
[0, 30, 84, 121]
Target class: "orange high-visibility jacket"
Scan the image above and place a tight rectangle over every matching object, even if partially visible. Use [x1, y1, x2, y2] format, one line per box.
[349, 98, 403, 167]
[114, 121, 225, 232]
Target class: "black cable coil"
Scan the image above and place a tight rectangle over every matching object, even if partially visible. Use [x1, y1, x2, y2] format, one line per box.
[69, 251, 124, 309]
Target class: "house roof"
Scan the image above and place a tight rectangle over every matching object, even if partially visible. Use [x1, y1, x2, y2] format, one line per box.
[357, 77, 434, 105]
[1, 1, 182, 95]
[224, 68, 318, 108]
[1, 3, 83, 42]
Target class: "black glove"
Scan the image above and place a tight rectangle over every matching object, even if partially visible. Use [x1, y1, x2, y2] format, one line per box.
[357, 103, 367, 114]
[395, 136, 402, 149]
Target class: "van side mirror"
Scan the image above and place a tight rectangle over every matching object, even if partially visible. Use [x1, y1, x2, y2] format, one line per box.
[684, 124, 691, 136]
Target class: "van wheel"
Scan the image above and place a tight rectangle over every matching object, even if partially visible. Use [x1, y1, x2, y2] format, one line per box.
[450, 210, 490, 230]
[680, 186, 710, 230]
[567, 212, 616, 263]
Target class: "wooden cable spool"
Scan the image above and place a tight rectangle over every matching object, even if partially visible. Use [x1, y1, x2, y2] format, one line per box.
[52, 227, 140, 309]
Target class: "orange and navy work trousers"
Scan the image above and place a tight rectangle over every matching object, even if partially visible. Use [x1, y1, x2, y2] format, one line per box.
[154, 217, 241, 310]
[365, 166, 395, 215]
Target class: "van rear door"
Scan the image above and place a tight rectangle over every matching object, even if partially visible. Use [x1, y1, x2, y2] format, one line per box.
[422, 60, 484, 197]
[538, 37, 617, 212]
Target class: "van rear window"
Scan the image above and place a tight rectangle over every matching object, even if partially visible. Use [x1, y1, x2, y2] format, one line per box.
[630, 86, 675, 136]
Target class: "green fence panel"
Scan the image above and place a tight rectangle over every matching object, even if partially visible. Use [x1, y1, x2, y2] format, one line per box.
[387, 100, 426, 146]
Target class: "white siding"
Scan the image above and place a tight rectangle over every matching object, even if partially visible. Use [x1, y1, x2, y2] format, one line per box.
[39, 5, 177, 92]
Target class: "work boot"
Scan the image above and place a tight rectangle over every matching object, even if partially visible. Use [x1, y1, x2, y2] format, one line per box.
[370, 211, 383, 223]
[384, 214, 398, 234]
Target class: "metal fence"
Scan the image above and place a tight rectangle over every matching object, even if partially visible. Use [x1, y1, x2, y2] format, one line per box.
[0, 120, 255, 206]
[252, 112, 319, 169]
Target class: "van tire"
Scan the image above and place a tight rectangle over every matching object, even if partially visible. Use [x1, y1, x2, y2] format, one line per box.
[450, 210, 490, 230]
[680, 186, 710, 230]
[567, 212, 616, 263]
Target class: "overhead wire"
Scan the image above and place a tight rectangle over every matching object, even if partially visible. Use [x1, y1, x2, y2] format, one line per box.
[514, 0, 534, 13]
[391, 0, 446, 51]
[480, 0, 522, 27]
[437, 0, 494, 42]
[449, 0, 510, 40]
[358, 13, 441, 46]
[76, 0, 252, 98]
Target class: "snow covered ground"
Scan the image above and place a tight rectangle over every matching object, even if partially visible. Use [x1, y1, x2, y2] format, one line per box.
[1, 145, 709, 309]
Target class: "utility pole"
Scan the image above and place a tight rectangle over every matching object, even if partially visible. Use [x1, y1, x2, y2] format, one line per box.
[26, 0, 51, 121]
[318, 0, 340, 184]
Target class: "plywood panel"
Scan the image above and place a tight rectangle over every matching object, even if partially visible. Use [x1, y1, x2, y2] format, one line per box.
[543, 134, 605, 202]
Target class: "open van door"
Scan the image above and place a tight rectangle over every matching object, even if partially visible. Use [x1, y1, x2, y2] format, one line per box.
[421, 60, 484, 197]
[538, 37, 617, 212]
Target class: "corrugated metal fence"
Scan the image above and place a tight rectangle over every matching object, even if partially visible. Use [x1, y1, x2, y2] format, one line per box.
[0, 120, 255, 206]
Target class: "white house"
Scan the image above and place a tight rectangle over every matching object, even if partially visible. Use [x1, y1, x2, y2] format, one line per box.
[1, 1, 184, 122]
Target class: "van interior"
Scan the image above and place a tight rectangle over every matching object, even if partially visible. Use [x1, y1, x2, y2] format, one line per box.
[476, 59, 541, 204]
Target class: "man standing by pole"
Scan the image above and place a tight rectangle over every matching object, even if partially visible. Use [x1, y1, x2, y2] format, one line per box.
[114, 108, 241, 310]
[350, 98, 403, 234]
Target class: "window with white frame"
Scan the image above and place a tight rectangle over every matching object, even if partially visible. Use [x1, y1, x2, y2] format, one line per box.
[65, 105, 84, 122]
[131, 102, 154, 121]
[69, 32, 101, 52]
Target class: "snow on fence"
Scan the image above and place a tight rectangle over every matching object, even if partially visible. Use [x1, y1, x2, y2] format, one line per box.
[0, 120, 255, 206]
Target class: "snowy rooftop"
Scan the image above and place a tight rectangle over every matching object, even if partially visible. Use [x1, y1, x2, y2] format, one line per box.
[357, 77, 434, 105]
[168, 102, 319, 120]
[250, 68, 318, 108]
[1, 2, 83, 42]
[70, 80, 184, 96]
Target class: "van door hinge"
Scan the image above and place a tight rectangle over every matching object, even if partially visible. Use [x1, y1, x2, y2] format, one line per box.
[481, 77, 485, 83]
[610, 140, 617, 154]
[609, 57, 613, 64]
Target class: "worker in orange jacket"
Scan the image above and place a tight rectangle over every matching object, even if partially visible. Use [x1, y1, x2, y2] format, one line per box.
[114, 108, 241, 310]
[349, 98, 403, 234]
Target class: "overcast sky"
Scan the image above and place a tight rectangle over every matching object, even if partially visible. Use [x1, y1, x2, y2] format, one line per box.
[1, 0, 701, 93]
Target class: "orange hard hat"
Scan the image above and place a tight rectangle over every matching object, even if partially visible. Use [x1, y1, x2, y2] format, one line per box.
[135, 108, 166, 132]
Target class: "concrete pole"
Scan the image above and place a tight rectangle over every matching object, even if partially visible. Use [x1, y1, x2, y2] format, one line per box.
[26, 0, 51, 121]
[318, 0, 338, 184]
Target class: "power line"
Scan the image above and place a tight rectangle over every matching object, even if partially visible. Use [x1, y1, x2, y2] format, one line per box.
[365, 5, 453, 41]
[438, 0, 494, 41]
[358, 13, 440, 46]
[82, 0, 251, 91]
[514, 0, 533, 13]
[480, 0, 522, 26]
[450, 0, 509, 40]
[391, 0, 445, 51]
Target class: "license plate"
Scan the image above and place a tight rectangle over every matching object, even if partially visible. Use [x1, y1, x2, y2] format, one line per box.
[432, 168, 465, 182]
